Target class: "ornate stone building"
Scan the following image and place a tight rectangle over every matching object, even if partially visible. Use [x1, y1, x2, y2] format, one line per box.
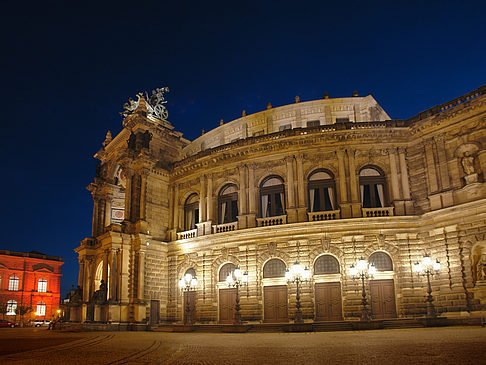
[73, 86, 486, 325]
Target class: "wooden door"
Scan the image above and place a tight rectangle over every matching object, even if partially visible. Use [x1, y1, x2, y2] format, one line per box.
[315, 282, 343, 321]
[150, 300, 160, 325]
[183, 291, 196, 324]
[264, 285, 288, 323]
[219, 288, 236, 324]
[369, 279, 397, 319]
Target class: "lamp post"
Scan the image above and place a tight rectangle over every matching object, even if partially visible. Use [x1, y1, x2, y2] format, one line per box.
[179, 272, 198, 326]
[226, 266, 248, 325]
[414, 254, 440, 318]
[350, 257, 376, 321]
[286, 262, 311, 324]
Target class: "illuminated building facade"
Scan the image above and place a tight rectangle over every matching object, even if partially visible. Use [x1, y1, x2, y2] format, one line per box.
[73, 86, 486, 325]
[0, 250, 63, 321]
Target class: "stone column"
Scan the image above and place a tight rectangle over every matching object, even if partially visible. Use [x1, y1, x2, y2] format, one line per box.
[173, 185, 179, 231]
[398, 148, 411, 199]
[207, 174, 214, 221]
[91, 198, 100, 237]
[103, 250, 109, 284]
[337, 149, 347, 203]
[388, 148, 401, 201]
[139, 174, 147, 220]
[347, 149, 361, 217]
[296, 154, 305, 207]
[286, 157, 295, 208]
[337, 149, 351, 218]
[435, 135, 451, 190]
[239, 165, 247, 215]
[109, 250, 117, 301]
[347, 149, 358, 202]
[424, 140, 439, 193]
[199, 176, 207, 222]
[104, 196, 112, 227]
[295, 154, 307, 221]
[247, 164, 257, 228]
[248, 166, 256, 214]
[78, 259, 85, 288]
[124, 172, 132, 223]
[138, 250, 146, 301]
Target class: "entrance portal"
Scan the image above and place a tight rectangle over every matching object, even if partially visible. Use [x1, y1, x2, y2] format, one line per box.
[315, 282, 343, 321]
[219, 288, 236, 324]
[263, 285, 288, 322]
[369, 279, 397, 319]
[183, 291, 196, 324]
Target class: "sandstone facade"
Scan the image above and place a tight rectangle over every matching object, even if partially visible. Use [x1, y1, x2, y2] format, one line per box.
[73, 87, 486, 324]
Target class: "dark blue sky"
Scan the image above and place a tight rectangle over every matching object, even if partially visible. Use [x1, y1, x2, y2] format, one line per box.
[1, 1, 485, 296]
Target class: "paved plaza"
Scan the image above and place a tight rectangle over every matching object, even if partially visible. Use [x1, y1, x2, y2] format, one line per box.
[0, 326, 485, 364]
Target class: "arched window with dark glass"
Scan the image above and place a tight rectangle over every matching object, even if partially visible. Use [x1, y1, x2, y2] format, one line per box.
[308, 170, 336, 212]
[184, 193, 199, 230]
[369, 252, 393, 271]
[185, 268, 196, 278]
[263, 259, 286, 278]
[218, 184, 238, 224]
[260, 176, 285, 218]
[359, 167, 386, 208]
[314, 255, 340, 274]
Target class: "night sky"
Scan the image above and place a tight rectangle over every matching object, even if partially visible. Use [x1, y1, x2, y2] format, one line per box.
[1, 1, 485, 296]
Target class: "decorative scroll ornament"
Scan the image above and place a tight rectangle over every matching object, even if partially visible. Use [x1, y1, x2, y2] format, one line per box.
[121, 86, 170, 121]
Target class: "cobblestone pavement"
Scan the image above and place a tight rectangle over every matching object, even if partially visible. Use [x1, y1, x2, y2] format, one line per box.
[0, 326, 485, 364]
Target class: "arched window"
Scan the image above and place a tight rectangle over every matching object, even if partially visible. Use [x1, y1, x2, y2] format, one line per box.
[7, 300, 17, 315]
[38, 278, 47, 292]
[218, 184, 238, 224]
[36, 301, 46, 316]
[184, 194, 199, 230]
[219, 263, 236, 282]
[263, 259, 286, 278]
[185, 268, 196, 277]
[94, 262, 110, 296]
[308, 170, 336, 212]
[314, 255, 340, 274]
[260, 176, 285, 218]
[369, 252, 393, 271]
[359, 167, 386, 208]
[8, 276, 19, 291]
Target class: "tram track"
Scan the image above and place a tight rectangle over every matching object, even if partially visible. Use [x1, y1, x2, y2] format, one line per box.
[0, 333, 116, 361]
[105, 339, 162, 364]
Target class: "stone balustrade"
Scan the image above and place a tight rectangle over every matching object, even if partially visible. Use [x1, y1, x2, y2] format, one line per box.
[256, 215, 287, 227]
[177, 229, 197, 240]
[212, 221, 238, 234]
[362, 207, 394, 218]
[307, 210, 341, 222]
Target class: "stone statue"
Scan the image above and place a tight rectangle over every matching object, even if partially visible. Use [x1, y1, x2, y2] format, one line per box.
[461, 151, 476, 175]
[93, 280, 107, 304]
[120, 94, 141, 117]
[121, 87, 169, 121]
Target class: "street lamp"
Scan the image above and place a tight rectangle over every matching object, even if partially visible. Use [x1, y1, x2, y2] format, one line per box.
[226, 266, 248, 325]
[179, 272, 198, 326]
[414, 253, 440, 318]
[286, 262, 311, 324]
[350, 257, 376, 321]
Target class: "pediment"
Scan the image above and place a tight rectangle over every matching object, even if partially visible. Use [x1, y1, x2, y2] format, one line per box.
[32, 263, 54, 272]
